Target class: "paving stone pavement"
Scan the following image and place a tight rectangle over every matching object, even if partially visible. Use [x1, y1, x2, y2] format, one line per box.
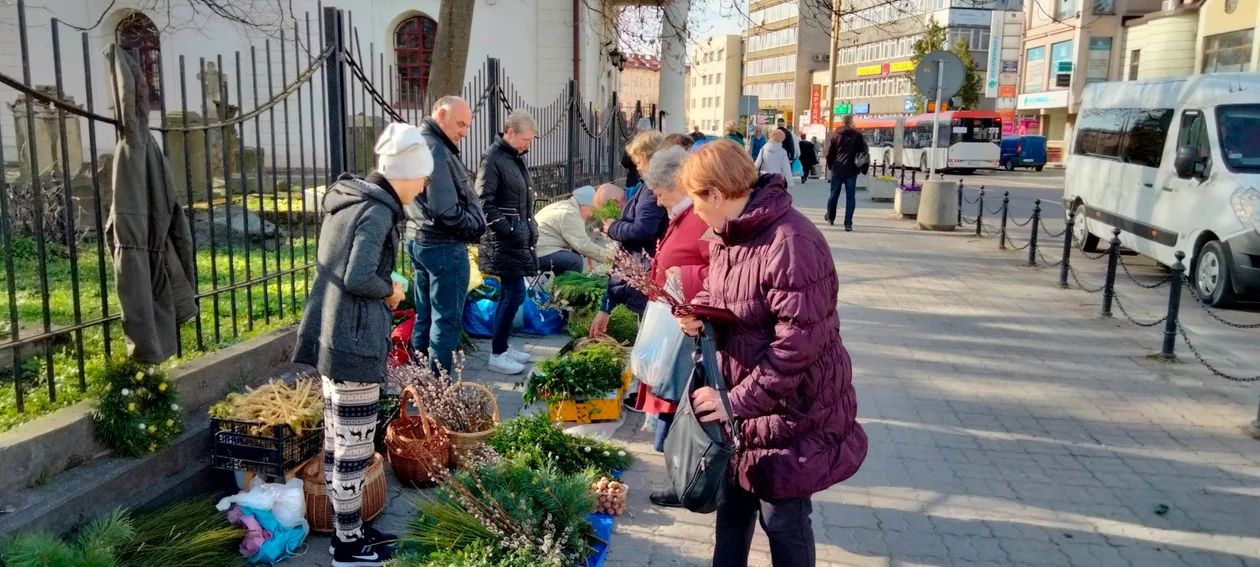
[289, 177, 1260, 566]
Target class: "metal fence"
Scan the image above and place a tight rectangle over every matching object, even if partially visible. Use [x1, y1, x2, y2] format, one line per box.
[0, 1, 637, 417]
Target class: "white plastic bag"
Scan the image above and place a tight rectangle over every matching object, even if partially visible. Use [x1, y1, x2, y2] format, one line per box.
[630, 300, 686, 389]
[215, 477, 307, 529]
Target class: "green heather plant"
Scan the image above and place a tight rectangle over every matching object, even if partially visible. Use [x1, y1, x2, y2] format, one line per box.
[523, 342, 627, 406]
[549, 273, 608, 310]
[487, 412, 631, 475]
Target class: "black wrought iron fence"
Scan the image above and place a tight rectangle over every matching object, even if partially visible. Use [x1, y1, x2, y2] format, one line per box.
[0, 1, 635, 425]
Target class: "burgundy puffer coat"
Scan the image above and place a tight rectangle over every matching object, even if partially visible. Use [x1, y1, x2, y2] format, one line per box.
[696, 173, 867, 500]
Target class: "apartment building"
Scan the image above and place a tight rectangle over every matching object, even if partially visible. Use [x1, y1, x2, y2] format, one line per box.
[741, 0, 832, 123]
[619, 54, 661, 115]
[689, 35, 743, 134]
[832, 0, 1021, 117]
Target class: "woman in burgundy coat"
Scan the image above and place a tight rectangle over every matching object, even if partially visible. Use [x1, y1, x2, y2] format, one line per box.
[677, 139, 868, 567]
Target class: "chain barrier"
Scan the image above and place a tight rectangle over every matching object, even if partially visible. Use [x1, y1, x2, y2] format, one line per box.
[1037, 248, 1063, 267]
[498, 86, 571, 139]
[1116, 256, 1171, 289]
[1077, 247, 1108, 261]
[1008, 213, 1034, 227]
[961, 214, 978, 225]
[1004, 237, 1032, 251]
[981, 224, 1001, 238]
[1041, 224, 1067, 238]
[575, 104, 614, 139]
[962, 193, 981, 205]
[1068, 265, 1106, 293]
[985, 202, 1006, 216]
[1184, 277, 1260, 329]
[1177, 324, 1260, 382]
[1112, 293, 1169, 328]
[468, 83, 495, 118]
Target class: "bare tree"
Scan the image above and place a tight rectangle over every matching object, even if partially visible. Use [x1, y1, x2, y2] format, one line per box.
[427, 0, 475, 98]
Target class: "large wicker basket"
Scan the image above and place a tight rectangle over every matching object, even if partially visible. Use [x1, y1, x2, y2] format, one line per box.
[385, 387, 451, 487]
[302, 453, 387, 533]
[445, 381, 501, 470]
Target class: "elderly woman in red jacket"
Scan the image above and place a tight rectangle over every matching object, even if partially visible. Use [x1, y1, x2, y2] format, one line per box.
[677, 139, 867, 567]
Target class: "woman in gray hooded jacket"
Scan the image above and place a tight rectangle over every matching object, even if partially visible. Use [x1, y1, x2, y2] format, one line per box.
[293, 123, 432, 567]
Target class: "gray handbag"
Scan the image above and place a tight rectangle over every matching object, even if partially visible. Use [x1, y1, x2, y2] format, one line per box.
[662, 321, 741, 514]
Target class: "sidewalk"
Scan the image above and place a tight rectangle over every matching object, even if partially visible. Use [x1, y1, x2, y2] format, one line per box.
[604, 179, 1260, 567]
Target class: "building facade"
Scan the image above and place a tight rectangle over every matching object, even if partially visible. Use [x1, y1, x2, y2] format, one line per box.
[831, 0, 1022, 120]
[688, 35, 742, 135]
[619, 54, 661, 116]
[741, 0, 832, 123]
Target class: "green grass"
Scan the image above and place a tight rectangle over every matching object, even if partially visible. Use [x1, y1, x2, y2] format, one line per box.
[0, 236, 316, 433]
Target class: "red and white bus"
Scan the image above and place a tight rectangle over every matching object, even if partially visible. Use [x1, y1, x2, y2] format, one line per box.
[849, 110, 1003, 174]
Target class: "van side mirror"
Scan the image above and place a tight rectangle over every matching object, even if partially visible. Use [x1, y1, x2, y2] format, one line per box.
[1174, 146, 1203, 179]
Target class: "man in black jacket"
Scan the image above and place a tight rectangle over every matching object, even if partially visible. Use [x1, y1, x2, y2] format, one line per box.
[775, 118, 796, 162]
[477, 111, 538, 376]
[825, 114, 870, 231]
[406, 96, 487, 374]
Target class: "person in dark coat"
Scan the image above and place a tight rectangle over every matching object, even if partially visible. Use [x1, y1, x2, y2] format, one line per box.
[590, 130, 667, 337]
[676, 139, 867, 567]
[404, 96, 487, 375]
[824, 114, 870, 231]
[798, 132, 818, 184]
[294, 123, 435, 566]
[774, 118, 796, 162]
[477, 111, 539, 376]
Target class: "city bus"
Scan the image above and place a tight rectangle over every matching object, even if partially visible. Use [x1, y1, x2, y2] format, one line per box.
[851, 110, 1002, 174]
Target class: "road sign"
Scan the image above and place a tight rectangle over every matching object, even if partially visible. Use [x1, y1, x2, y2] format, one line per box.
[914, 51, 965, 102]
[739, 95, 760, 116]
[904, 98, 917, 112]
[834, 103, 852, 115]
[854, 104, 870, 115]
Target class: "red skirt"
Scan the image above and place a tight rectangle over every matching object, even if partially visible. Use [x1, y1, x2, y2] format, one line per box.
[635, 382, 678, 415]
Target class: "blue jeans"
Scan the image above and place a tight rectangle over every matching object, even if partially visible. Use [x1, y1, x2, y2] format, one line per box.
[652, 411, 675, 453]
[406, 240, 469, 375]
[827, 175, 857, 227]
[492, 275, 526, 355]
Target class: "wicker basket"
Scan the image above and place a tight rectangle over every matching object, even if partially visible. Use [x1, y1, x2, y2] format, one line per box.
[444, 381, 501, 470]
[302, 453, 387, 533]
[385, 387, 451, 487]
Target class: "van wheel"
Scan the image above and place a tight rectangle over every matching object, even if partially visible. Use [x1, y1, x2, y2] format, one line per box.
[1194, 241, 1238, 307]
[1034, 165, 1044, 172]
[1072, 205, 1100, 252]
[1003, 159, 1015, 171]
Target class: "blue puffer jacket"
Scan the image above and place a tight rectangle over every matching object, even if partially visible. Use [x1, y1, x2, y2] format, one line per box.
[600, 181, 666, 315]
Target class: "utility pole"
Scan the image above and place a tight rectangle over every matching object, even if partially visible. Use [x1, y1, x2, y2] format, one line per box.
[826, 0, 841, 134]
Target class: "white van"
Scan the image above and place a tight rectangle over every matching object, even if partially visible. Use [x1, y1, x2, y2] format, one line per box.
[1064, 74, 1260, 307]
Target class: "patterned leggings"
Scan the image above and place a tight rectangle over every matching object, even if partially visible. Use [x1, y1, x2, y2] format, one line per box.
[321, 377, 380, 541]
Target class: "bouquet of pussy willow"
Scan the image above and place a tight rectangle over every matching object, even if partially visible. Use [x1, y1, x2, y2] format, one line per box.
[610, 249, 681, 306]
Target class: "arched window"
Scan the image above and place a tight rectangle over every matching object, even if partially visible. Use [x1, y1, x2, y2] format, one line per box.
[115, 12, 162, 107]
[394, 15, 437, 106]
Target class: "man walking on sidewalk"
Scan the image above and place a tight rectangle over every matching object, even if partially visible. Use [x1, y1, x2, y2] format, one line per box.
[406, 96, 486, 374]
[825, 114, 869, 232]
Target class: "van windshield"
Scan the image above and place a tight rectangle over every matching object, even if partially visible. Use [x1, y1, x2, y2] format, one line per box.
[1217, 105, 1260, 173]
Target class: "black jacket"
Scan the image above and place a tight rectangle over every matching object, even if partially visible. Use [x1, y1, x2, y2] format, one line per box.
[477, 137, 538, 278]
[294, 173, 400, 384]
[826, 127, 870, 178]
[404, 117, 487, 243]
[776, 126, 796, 161]
[621, 151, 641, 188]
[799, 139, 818, 169]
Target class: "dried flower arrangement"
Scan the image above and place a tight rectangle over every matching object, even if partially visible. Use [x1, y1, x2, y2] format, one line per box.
[404, 453, 598, 567]
[388, 355, 495, 435]
[610, 249, 678, 306]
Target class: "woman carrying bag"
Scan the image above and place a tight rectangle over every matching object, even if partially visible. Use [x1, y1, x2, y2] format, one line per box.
[671, 140, 868, 567]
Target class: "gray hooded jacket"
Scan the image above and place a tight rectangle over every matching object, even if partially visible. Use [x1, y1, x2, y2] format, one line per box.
[293, 173, 401, 384]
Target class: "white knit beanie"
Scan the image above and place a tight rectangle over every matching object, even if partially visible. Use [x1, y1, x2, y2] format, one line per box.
[375, 122, 434, 181]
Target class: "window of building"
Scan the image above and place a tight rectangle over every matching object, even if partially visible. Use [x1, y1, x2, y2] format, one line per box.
[1055, 0, 1077, 19]
[1050, 40, 1073, 90]
[1202, 29, 1254, 74]
[715, 96, 721, 107]
[742, 81, 794, 100]
[395, 14, 437, 104]
[718, 49, 724, 60]
[1129, 50, 1140, 80]
[749, 2, 799, 26]
[747, 27, 798, 52]
[746, 53, 797, 77]
[115, 12, 162, 106]
[716, 73, 722, 83]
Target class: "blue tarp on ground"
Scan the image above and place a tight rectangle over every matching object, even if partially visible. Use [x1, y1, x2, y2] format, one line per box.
[586, 512, 615, 567]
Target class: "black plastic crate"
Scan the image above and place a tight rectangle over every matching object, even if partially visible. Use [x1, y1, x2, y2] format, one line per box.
[211, 417, 324, 479]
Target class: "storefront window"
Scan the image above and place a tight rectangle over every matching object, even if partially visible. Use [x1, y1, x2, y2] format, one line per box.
[1050, 40, 1074, 89]
[1202, 29, 1254, 74]
[1025, 47, 1045, 93]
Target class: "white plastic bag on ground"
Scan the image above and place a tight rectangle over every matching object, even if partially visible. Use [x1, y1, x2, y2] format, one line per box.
[630, 301, 686, 389]
[215, 477, 307, 529]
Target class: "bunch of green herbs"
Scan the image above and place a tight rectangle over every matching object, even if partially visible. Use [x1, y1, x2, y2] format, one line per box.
[487, 412, 631, 475]
[523, 342, 627, 405]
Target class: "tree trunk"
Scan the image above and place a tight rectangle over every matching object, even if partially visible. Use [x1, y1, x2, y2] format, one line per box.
[428, 0, 476, 99]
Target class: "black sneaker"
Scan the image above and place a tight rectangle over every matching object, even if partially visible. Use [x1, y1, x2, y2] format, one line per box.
[650, 490, 683, 508]
[330, 528, 397, 567]
[844, 225, 853, 232]
[622, 392, 643, 413]
[328, 526, 398, 555]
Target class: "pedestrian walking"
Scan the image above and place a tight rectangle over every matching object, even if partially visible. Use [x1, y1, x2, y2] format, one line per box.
[774, 118, 797, 162]
[294, 123, 436, 567]
[754, 129, 795, 188]
[676, 139, 868, 567]
[824, 114, 870, 231]
[405, 96, 487, 375]
[691, 125, 707, 144]
[798, 133, 818, 184]
[476, 111, 539, 376]
[749, 126, 767, 161]
[723, 120, 744, 146]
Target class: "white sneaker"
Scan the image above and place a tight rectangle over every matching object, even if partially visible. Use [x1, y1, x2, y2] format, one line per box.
[488, 352, 525, 375]
[506, 346, 532, 364]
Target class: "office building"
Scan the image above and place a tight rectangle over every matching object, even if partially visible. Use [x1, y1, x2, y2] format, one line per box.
[689, 35, 742, 134]
[741, 0, 832, 124]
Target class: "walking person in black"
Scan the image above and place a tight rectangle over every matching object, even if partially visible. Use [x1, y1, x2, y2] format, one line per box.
[825, 114, 870, 231]
[798, 132, 818, 184]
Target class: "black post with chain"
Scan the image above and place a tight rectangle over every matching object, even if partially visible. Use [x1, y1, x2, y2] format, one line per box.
[975, 187, 985, 237]
[487, 57, 501, 145]
[1058, 217, 1075, 288]
[1027, 199, 1041, 266]
[1100, 228, 1121, 318]
[1160, 251, 1186, 360]
[999, 191, 1010, 250]
[956, 180, 963, 227]
[566, 79, 577, 195]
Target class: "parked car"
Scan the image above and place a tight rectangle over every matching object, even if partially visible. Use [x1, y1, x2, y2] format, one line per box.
[1000, 135, 1047, 171]
[1064, 74, 1260, 307]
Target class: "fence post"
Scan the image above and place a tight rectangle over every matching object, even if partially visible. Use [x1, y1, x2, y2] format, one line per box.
[956, 181, 963, 226]
[1058, 217, 1074, 288]
[486, 57, 501, 145]
[322, 6, 346, 176]
[566, 79, 577, 194]
[975, 187, 985, 237]
[608, 92, 618, 183]
[999, 191, 1010, 250]
[1027, 199, 1041, 266]
[1159, 251, 1186, 359]
[1101, 228, 1121, 317]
